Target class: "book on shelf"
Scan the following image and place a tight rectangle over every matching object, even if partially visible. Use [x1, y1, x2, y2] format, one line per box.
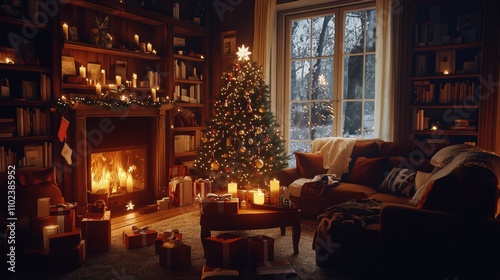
[174, 135, 195, 153]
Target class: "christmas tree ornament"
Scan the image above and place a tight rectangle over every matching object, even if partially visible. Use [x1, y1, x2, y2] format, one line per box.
[226, 136, 233, 147]
[238, 130, 244, 135]
[248, 138, 254, 145]
[255, 158, 264, 168]
[256, 127, 263, 134]
[239, 146, 246, 153]
[259, 107, 265, 113]
[223, 153, 228, 158]
[211, 161, 220, 171]
[270, 156, 275, 161]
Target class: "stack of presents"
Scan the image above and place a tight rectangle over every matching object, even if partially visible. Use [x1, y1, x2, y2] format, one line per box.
[30, 198, 111, 271]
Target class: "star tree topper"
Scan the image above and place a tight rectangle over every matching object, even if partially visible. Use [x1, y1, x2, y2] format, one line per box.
[236, 44, 252, 61]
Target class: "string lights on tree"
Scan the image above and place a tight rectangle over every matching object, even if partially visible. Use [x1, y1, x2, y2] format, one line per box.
[193, 45, 289, 189]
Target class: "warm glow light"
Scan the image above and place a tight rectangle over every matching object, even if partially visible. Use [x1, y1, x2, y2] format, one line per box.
[253, 189, 265, 205]
[126, 201, 134, 210]
[270, 179, 280, 204]
[228, 182, 237, 198]
[444, 70, 449, 75]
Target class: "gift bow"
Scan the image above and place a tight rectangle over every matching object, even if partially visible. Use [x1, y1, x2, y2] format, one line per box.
[132, 225, 149, 234]
[206, 193, 232, 201]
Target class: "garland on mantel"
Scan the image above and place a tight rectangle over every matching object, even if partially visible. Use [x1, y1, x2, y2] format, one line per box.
[54, 96, 176, 113]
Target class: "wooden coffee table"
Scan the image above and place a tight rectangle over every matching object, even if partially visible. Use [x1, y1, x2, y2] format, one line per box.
[200, 205, 301, 255]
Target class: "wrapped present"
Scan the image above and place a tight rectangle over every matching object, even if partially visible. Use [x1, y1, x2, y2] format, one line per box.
[37, 197, 50, 217]
[32, 209, 76, 244]
[159, 242, 191, 269]
[201, 265, 239, 279]
[123, 226, 158, 250]
[205, 233, 247, 269]
[50, 239, 86, 271]
[50, 205, 72, 216]
[201, 194, 239, 214]
[255, 260, 297, 280]
[157, 197, 170, 210]
[195, 179, 212, 198]
[248, 235, 275, 266]
[155, 229, 183, 254]
[169, 176, 193, 207]
[48, 231, 81, 250]
[169, 165, 190, 179]
[81, 211, 111, 253]
[43, 225, 60, 250]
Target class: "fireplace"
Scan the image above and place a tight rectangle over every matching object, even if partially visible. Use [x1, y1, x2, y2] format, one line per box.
[71, 105, 171, 214]
[89, 145, 147, 197]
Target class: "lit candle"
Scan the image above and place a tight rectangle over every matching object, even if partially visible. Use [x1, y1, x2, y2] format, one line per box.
[134, 34, 139, 45]
[152, 49, 156, 55]
[132, 73, 137, 88]
[62, 23, 69, 41]
[79, 65, 86, 78]
[61, 95, 67, 102]
[101, 69, 106, 84]
[95, 83, 101, 98]
[254, 190, 265, 205]
[270, 179, 280, 204]
[147, 43, 152, 52]
[151, 88, 156, 101]
[126, 174, 133, 193]
[116, 75, 122, 86]
[119, 168, 127, 186]
[227, 182, 237, 198]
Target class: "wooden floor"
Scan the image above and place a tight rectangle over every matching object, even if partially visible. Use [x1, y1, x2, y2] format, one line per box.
[109, 204, 199, 236]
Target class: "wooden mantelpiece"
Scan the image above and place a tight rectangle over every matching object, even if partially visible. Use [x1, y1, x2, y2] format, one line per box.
[71, 105, 172, 214]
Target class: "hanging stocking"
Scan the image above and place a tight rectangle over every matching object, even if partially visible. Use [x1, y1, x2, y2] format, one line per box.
[61, 142, 73, 165]
[58, 116, 70, 142]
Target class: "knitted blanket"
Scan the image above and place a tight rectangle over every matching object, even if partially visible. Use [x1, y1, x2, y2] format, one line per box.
[311, 137, 357, 177]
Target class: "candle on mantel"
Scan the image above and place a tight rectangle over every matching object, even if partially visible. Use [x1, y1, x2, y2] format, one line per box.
[116, 75, 122, 86]
[253, 189, 265, 205]
[79, 65, 86, 78]
[227, 182, 237, 198]
[126, 174, 134, 193]
[134, 34, 139, 45]
[62, 23, 69, 41]
[147, 43, 152, 52]
[95, 83, 101, 99]
[101, 69, 106, 84]
[151, 88, 156, 101]
[270, 179, 280, 204]
[61, 95, 67, 102]
[132, 73, 137, 88]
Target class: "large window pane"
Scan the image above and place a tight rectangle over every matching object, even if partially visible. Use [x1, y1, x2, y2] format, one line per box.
[343, 101, 362, 137]
[312, 58, 333, 100]
[311, 101, 333, 139]
[343, 55, 363, 99]
[291, 19, 311, 58]
[291, 60, 311, 100]
[365, 9, 376, 52]
[344, 10, 365, 54]
[364, 101, 375, 138]
[365, 54, 375, 99]
[312, 15, 335, 57]
[290, 102, 310, 140]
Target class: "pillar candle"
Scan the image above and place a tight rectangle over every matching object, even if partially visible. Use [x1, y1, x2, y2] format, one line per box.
[227, 182, 237, 198]
[126, 174, 133, 193]
[95, 83, 101, 98]
[62, 23, 69, 41]
[79, 66, 86, 78]
[116, 75, 122, 86]
[270, 179, 280, 204]
[151, 88, 156, 101]
[132, 73, 137, 88]
[101, 69, 106, 84]
[147, 43, 152, 52]
[254, 190, 265, 205]
[134, 34, 139, 45]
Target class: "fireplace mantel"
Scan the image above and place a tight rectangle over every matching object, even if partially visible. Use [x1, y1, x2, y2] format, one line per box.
[71, 105, 173, 214]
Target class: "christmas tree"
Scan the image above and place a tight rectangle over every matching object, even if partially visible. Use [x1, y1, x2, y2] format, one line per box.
[194, 45, 289, 189]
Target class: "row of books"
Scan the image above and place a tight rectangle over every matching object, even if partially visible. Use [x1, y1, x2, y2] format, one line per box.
[413, 80, 477, 105]
[39, 73, 52, 101]
[173, 85, 201, 103]
[15, 107, 52, 137]
[174, 134, 196, 154]
[0, 118, 15, 138]
[0, 142, 52, 172]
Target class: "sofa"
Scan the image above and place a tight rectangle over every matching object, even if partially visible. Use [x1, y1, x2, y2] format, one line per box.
[276, 138, 500, 279]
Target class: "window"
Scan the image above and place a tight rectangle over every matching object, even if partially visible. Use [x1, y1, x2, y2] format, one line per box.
[279, 2, 376, 166]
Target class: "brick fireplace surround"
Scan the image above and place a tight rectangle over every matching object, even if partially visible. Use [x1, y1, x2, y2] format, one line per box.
[70, 105, 172, 214]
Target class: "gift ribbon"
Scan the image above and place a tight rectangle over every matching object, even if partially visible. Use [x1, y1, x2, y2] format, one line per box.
[206, 193, 232, 201]
[140, 231, 147, 246]
[56, 214, 65, 231]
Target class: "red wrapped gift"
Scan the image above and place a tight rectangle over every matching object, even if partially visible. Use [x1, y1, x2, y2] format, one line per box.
[155, 233, 165, 254]
[201, 197, 239, 214]
[205, 233, 247, 269]
[169, 165, 190, 179]
[195, 179, 212, 198]
[123, 228, 158, 249]
[48, 231, 81, 249]
[255, 260, 297, 280]
[248, 235, 275, 266]
[50, 239, 86, 271]
[159, 242, 191, 269]
[31, 209, 76, 244]
[169, 178, 193, 207]
[81, 211, 111, 253]
[201, 265, 239, 279]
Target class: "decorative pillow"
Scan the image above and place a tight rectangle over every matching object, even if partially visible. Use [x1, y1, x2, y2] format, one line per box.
[344, 157, 390, 189]
[378, 167, 416, 197]
[430, 144, 479, 168]
[18, 167, 55, 186]
[294, 151, 328, 178]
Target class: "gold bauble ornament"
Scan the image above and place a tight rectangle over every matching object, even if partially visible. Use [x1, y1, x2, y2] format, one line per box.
[226, 111, 231, 116]
[270, 156, 274, 161]
[238, 130, 245, 135]
[255, 159, 264, 169]
[239, 146, 246, 153]
[248, 138, 254, 145]
[223, 153, 228, 158]
[256, 127, 263, 134]
[211, 161, 220, 171]
[259, 107, 265, 113]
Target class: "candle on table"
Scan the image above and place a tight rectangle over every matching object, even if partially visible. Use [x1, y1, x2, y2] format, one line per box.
[95, 83, 101, 99]
[147, 43, 152, 52]
[79, 65, 86, 78]
[253, 190, 265, 205]
[132, 73, 137, 88]
[116, 75, 122, 86]
[134, 34, 139, 45]
[62, 23, 69, 41]
[152, 49, 156, 55]
[151, 88, 156, 101]
[227, 182, 237, 198]
[270, 179, 280, 204]
[101, 69, 106, 84]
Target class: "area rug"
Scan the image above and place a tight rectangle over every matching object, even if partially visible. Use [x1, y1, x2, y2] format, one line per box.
[48, 211, 354, 280]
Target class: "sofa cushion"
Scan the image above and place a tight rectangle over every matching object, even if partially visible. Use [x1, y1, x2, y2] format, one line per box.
[344, 157, 390, 189]
[388, 156, 434, 172]
[294, 151, 328, 178]
[378, 167, 416, 197]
